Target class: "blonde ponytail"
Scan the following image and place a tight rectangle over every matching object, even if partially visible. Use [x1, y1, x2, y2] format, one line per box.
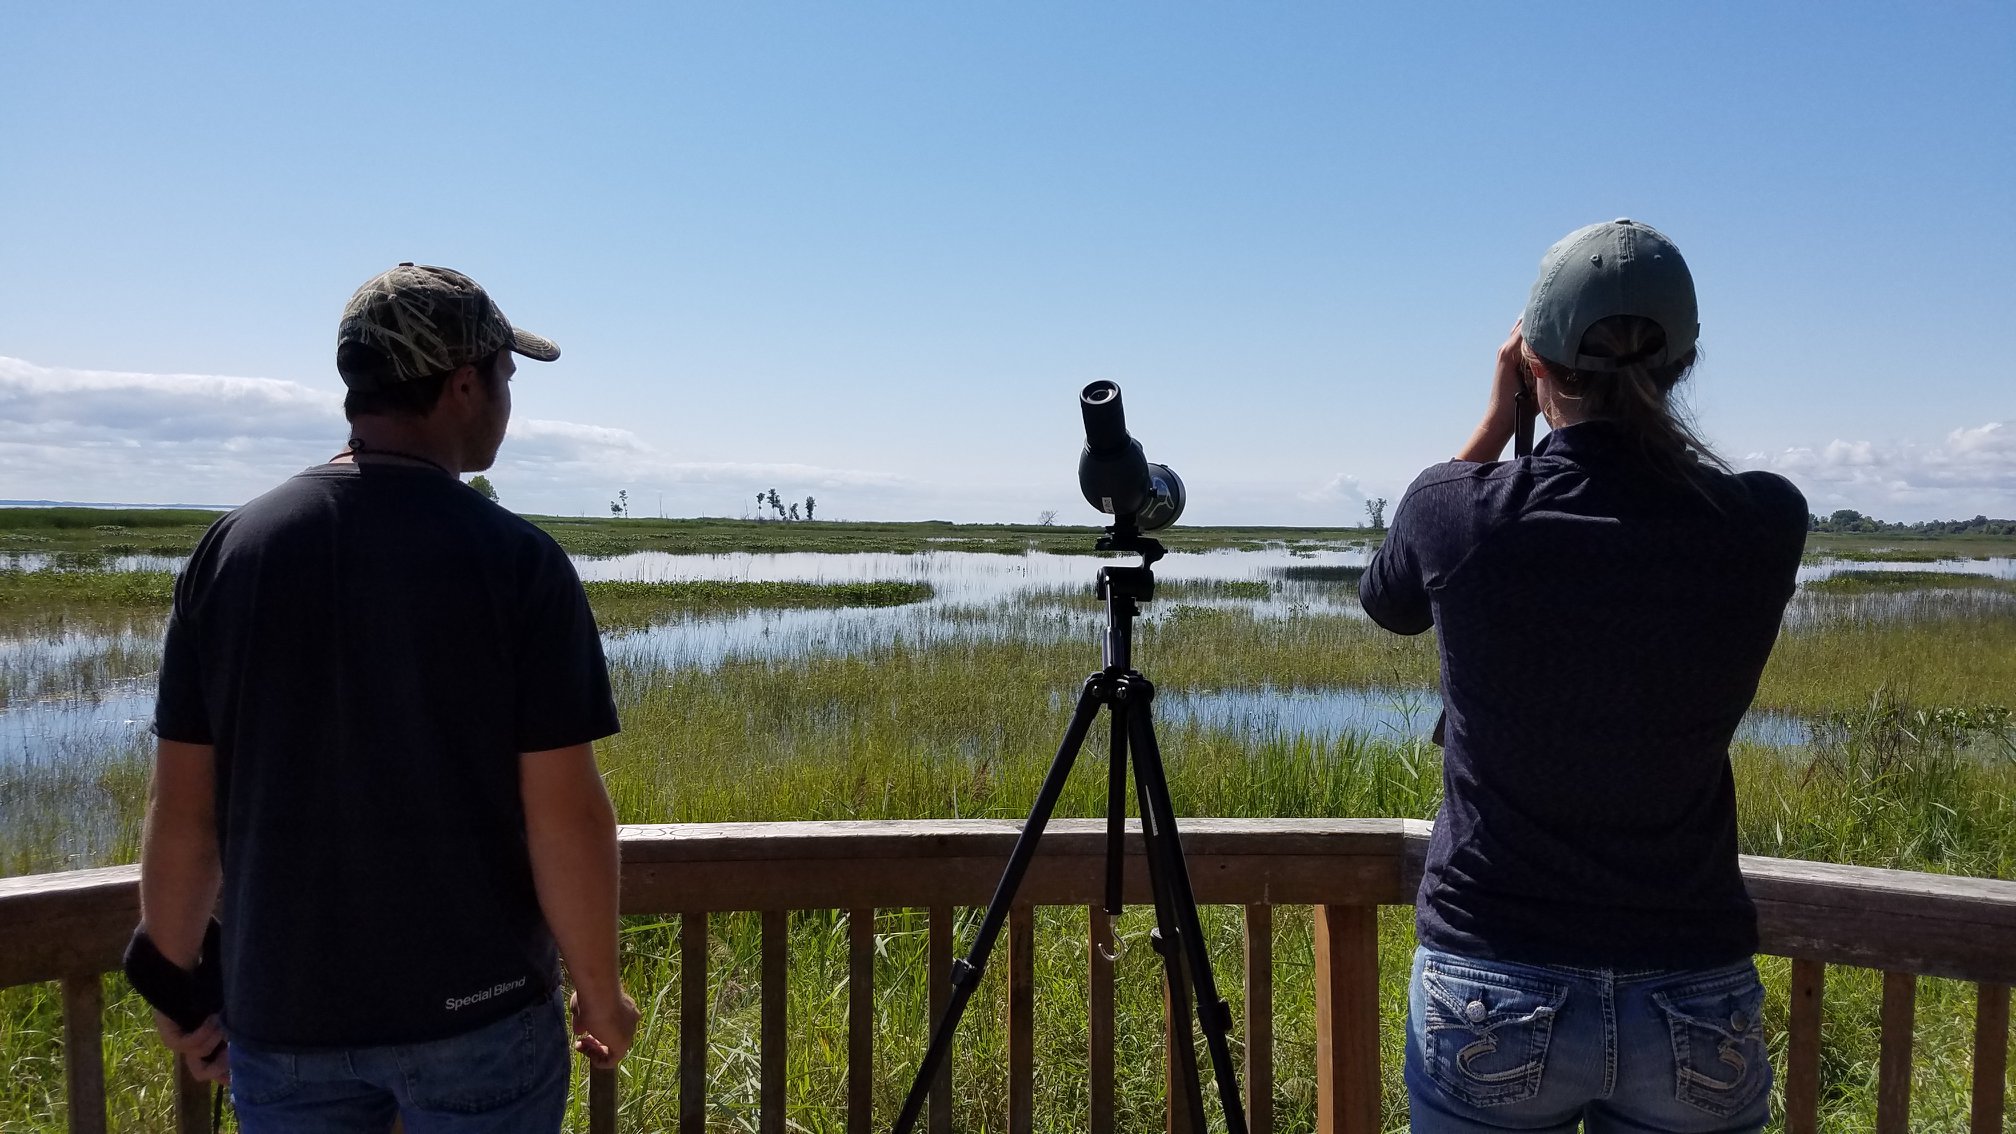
[1534, 315, 1727, 485]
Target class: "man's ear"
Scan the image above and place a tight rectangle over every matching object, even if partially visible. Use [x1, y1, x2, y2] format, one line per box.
[446, 363, 484, 408]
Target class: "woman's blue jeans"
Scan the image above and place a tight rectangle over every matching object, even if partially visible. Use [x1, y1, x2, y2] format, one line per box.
[226, 990, 570, 1133]
[1405, 946, 1771, 1133]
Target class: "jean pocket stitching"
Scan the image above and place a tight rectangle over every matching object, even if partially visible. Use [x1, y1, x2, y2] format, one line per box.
[1420, 964, 1568, 1109]
[1653, 982, 1770, 1119]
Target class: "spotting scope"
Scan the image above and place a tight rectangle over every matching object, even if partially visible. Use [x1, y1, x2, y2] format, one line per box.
[1078, 380, 1185, 532]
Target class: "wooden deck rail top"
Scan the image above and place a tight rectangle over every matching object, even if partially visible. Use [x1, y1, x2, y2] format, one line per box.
[5, 818, 2015, 989]
[2, 819, 2012, 1134]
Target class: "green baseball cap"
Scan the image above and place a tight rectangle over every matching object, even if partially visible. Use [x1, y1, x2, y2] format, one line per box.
[1522, 219, 1697, 372]
[336, 263, 560, 391]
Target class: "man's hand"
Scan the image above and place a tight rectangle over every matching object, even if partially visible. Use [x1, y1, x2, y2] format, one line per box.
[570, 989, 641, 1069]
[154, 1011, 230, 1083]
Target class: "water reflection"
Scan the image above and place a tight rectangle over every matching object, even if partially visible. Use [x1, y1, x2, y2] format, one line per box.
[572, 546, 1374, 600]
[1795, 557, 2016, 581]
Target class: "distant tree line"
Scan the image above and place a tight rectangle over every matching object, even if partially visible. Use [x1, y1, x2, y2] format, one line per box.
[1809, 509, 2015, 535]
[754, 489, 817, 521]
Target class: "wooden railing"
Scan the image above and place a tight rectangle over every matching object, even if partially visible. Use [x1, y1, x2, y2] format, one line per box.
[2, 818, 2011, 1133]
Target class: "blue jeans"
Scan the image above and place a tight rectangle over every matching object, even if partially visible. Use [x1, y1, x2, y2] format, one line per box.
[228, 991, 570, 1133]
[1406, 947, 1771, 1133]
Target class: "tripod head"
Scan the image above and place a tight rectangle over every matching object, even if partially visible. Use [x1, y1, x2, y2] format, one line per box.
[1096, 514, 1166, 567]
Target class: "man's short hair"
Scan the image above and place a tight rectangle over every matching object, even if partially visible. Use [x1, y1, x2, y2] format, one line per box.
[342, 349, 504, 422]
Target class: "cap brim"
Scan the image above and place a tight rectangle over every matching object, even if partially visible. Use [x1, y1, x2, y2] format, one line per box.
[510, 327, 561, 362]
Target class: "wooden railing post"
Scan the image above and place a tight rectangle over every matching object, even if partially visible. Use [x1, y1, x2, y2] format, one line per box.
[1008, 904, 1035, 1134]
[1877, 970, 1917, 1134]
[1313, 904, 1379, 1134]
[1973, 982, 2010, 1134]
[1786, 958, 1825, 1134]
[1243, 904, 1273, 1134]
[848, 908, 876, 1134]
[1088, 906, 1115, 1134]
[61, 973, 107, 1134]
[928, 905, 953, 1134]
[761, 910, 788, 1134]
[173, 1059, 208, 1134]
[679, 911, 708, 1134]
[589, 1066, 617, 1134]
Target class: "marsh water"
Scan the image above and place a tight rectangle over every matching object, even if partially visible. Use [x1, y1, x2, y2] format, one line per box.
[6, 545, 2012, 774]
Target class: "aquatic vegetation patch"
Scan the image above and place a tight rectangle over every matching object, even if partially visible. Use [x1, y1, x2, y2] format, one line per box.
[1803, 570, 2016, 594]
[0, 569, 175, 610]
[581, 579, 933, 629]
[1268, 564, 1365, 585]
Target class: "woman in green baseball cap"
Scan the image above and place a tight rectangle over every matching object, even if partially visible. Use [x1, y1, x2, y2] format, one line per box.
[1362, 221, 1809, 1134]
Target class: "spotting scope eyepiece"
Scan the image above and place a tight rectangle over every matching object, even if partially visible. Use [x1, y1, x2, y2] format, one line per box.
[1078, 380, 1184, 532]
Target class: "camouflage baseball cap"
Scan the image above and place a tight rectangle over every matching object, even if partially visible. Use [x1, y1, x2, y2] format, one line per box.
[335, 263, 560, 391]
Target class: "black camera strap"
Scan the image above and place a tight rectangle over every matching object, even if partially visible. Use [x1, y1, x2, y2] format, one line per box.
[123, 921, 231, 1131]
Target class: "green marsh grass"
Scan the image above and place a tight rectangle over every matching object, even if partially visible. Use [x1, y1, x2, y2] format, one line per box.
[1757, 602, 2016, 716]
[0, 736, 151, 876]
[3, 552, 2016, 1129]
[0, 569, 175, 611]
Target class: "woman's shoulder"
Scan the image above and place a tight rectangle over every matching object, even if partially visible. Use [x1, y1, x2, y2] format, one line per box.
[1402, 457, 1522, 499]
[1726, 469, 1809, 528]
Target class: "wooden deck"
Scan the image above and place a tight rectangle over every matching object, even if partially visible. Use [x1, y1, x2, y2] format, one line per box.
[1, 818, 2010, 1132]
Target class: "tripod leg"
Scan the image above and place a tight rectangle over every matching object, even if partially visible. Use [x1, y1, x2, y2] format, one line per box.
[1102, 698, 1128, 952]
[1132, 737, 1212, 1134]
[891, 674, 1107, 1134]
[1127, 684, 1251, 1134]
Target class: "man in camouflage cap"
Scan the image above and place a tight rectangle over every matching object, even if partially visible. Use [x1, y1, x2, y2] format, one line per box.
[140, 263, 637, 1131]
[335, 262, 560, 392]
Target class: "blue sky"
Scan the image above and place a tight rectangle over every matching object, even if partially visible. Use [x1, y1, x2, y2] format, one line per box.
[3, 1, 2011, 523]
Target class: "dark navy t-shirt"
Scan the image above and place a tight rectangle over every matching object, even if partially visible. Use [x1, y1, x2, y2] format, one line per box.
[1360, 422, 1806, 969]
[153, 462, 620, 1047]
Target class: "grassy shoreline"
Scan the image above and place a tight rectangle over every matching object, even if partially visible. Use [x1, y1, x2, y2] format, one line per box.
[7, 506, 2015, 561]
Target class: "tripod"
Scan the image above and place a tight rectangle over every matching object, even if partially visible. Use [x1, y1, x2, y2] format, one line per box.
[891, 524, 1248, 1134]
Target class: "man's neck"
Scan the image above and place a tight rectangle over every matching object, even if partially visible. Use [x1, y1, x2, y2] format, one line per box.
[337, 421, 462, 473]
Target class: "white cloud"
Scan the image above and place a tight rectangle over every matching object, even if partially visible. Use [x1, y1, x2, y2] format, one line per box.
[1298, 472, 1366, 506]
[1744, 421, 2016, 518]
[0, 357, 955, 519]
[21, 353, 1998, 526]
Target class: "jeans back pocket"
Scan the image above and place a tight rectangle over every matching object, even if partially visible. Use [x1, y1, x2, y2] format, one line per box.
[228, 1048, 301, 1107]
[1652, 966, 1771, 1120]
[399, 997, 558, 1114]
[1419, 958, 1569, 1108]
